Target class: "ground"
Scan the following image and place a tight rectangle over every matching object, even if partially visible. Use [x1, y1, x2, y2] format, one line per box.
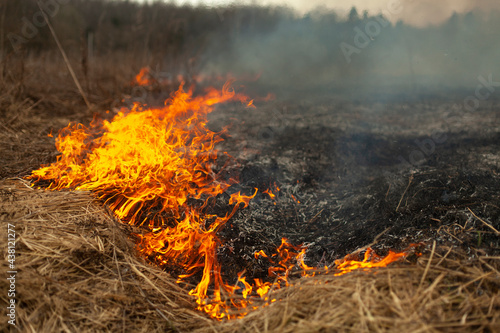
[208, 90, 500, 280]
[1, 60, 499, 332]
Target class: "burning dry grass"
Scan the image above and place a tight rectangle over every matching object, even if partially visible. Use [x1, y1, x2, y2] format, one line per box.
[1, 179, 499, 332]
[212, 251, 500, 333]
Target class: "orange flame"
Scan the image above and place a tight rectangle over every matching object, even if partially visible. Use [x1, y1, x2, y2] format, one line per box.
[134, 67, 151, 86]
[28, 79, 260, 319]
[291, 194, 300, 204]
[333, 246, 421, 276]
[263, 188, 276, 200]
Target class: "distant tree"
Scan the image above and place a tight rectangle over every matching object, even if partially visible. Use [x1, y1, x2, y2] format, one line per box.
[443, 12, 459, 38]
[463, 11, 476, 29]
[348, 7, 359, 22]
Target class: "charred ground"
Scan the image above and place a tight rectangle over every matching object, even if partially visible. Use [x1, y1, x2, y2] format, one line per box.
[203, 92, 500, 281]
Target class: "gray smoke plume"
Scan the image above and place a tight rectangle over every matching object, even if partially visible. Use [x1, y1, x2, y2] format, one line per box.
[199, 2, 500, 99]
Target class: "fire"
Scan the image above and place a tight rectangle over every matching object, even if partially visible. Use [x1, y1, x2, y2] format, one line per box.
[134, 67, 151, 86]
[251, 241, 419, 301]
[28, 78, 259, 318]
[333, 246, 420, 276]
[29, 69, 420, 320]
[132, 67, 275, 103]
[263, 189, 275, 199]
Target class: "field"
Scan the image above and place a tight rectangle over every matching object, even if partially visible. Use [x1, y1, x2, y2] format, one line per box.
[1, 1, 500, 332]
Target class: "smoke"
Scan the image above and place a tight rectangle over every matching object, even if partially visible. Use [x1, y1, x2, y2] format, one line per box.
[212, 0, 500, 26]
[396, 0, 500, 27]
[199, 2, 500, 99]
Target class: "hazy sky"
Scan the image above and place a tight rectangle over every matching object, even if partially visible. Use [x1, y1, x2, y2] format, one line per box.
[141, 0, 500, 26]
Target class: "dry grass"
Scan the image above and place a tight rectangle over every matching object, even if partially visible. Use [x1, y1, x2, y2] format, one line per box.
[1, 179, 499, 333]
[0, 179, 209, 333]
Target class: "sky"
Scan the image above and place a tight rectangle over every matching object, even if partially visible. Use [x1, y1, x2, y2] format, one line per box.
[138, 0, 500, 26]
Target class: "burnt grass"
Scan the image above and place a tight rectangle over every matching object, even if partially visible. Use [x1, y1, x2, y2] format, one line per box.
[208, 93, 500, 283]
